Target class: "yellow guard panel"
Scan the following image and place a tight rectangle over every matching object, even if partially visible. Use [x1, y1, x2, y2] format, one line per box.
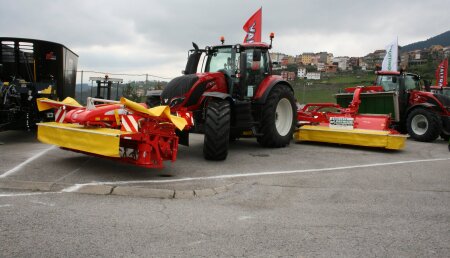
[294, 125, 407, 150]
[37, 122, 133, 157]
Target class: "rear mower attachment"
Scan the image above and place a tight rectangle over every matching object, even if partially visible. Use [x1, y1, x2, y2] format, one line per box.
[295, 86, 407, 150]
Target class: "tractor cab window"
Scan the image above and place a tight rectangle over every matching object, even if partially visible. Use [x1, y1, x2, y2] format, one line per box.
[404, 75, 420, 90]
[205, 47, 237, 75]
[377, 75, 398, 91]
[245, 48, 269, 73]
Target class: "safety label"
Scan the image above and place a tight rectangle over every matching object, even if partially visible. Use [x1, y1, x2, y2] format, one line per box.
[329, 117, 354, 129]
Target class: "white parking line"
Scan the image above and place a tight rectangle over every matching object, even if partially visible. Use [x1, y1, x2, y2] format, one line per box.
[62, 157, 450, 192]
[0, 146, 55, 178]
[0, 192, 59, 198]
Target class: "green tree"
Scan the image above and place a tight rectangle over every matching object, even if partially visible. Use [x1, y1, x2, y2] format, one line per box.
[122, 83, 139, 101]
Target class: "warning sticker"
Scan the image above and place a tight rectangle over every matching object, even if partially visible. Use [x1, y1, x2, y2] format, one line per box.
[329, 117, 354, 129]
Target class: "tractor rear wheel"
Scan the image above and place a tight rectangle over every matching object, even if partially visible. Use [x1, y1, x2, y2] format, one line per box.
[257, 85, 297, 147]
[203, 99, 230, 160]
[406, 108, 441, 142]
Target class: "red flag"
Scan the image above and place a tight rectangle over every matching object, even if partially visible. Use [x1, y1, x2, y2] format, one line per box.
[435, 59, 448, 88]
[243, 8, 262, 43]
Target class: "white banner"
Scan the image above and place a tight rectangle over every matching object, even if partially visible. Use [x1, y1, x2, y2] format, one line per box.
[381, 38, 398, 71]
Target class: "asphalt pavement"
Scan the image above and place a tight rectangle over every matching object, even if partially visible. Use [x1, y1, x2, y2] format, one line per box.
[1, 130, 449, 256]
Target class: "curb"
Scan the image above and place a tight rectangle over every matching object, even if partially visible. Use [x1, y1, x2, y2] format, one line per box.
[0, 179, 235, 199]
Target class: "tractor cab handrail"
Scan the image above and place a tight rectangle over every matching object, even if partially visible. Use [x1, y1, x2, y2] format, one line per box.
[86, 97, 121, 110]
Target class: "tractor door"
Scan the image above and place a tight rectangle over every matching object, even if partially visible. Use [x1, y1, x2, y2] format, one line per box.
[244, 48, 270, 98]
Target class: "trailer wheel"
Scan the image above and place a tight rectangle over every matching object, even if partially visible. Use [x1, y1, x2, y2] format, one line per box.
[257, 85, 297, 147]
[406, 108, 441, 142]
[203, 99, 230, 160]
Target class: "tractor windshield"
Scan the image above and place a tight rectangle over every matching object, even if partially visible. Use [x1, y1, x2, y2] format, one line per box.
[404, 75, 420, 90]
[205, 47, 237, 75]
[376, 74, 420, 91]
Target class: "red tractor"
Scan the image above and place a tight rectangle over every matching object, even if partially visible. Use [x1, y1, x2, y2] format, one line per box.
[147, 36, 297, 160]
[336, 71, 450, 142]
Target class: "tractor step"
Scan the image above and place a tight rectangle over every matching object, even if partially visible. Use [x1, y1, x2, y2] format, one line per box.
[232, 100, 254, 129]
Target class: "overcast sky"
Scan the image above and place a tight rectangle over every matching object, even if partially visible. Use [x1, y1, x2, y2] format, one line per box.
[2, 0, 450, 82]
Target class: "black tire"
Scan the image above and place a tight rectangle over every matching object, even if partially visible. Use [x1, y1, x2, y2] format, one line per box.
[146, 96, 161, 108]
[257, 85, 297, 147]
[203, 99, 230, 160]
[406, 108, 442, 142]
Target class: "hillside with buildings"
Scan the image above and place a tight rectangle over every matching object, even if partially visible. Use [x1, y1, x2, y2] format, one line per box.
[272, 30, 450, 83]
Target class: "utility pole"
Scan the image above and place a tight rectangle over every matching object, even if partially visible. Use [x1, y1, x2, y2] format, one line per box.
[80, 70, 83, 102]
[302, 77, 307, 104]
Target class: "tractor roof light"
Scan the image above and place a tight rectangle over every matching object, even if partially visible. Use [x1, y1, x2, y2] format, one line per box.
[269, 32, 275, 49]
[220, 36, 225, 45]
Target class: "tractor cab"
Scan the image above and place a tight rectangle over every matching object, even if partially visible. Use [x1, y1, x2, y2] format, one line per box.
[375, 71, 421, 92]
[202, 43, 271, 100]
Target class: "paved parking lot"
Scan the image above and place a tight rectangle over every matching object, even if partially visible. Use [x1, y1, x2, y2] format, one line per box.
[1, 130, 449, 196]
[1, 130, 450, 256]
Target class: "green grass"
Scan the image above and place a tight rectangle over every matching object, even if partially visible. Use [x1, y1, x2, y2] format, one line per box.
[322, 75, 373, 84]
[291, 73, 376, 104]
[293, 83, 344, 104]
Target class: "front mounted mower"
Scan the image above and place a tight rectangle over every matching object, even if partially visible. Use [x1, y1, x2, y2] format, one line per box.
[37, 97, 187, 169]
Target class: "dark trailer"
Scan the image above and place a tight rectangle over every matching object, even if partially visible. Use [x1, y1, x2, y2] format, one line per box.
[0, 37, 78, 130]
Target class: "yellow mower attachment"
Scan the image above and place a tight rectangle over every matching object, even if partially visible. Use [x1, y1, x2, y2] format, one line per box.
[294, 125, 407, 150]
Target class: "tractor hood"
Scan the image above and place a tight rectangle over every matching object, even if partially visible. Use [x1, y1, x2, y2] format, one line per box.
[161, 72, 226, 107]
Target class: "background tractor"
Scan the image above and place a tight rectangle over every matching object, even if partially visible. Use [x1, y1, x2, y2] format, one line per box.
[147, 36, 297, 160]
[336, 71, 450, 142]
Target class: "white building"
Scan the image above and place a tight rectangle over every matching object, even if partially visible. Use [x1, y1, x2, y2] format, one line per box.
[297, 68, 307, 78]
[317, 63, 325, 71]
[306, 72, 321, 80]
[332, 56, 350, 71]
[270, 52, 285, 63]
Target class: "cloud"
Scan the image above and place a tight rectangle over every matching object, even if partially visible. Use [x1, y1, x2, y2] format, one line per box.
[2, 0, 450, 81]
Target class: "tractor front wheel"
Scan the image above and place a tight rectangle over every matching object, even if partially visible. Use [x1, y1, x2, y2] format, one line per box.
[257, 85, 297, 147]
[406, 108, 441, 142]
[203, 99, 231, 160]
